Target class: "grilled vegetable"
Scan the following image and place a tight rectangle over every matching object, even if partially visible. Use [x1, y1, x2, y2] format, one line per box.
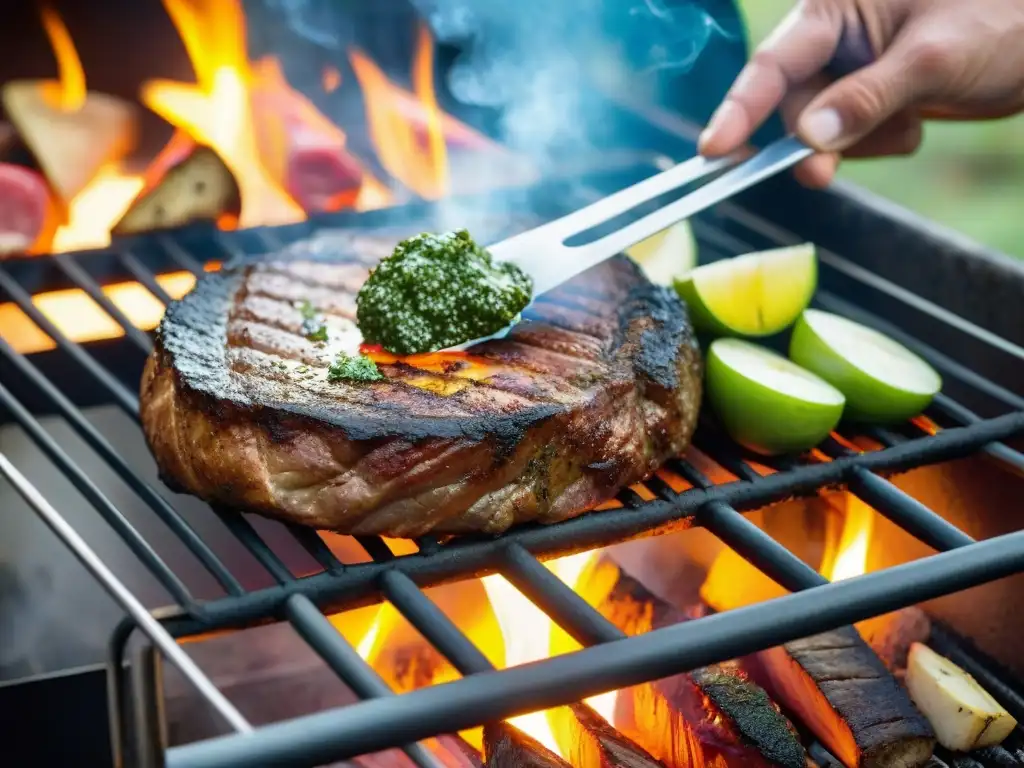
[705, 337, 845, 455]
[355, 229, 533, 354]
[789, 309, 942, 424]
[113, 132, 240, 236]
[673, 243, 816, 337]
[625, 221, 698, 286]
[906, 642, 1018, 752]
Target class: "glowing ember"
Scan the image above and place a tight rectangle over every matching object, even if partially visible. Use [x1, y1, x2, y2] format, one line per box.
[142, 0, 303, 227]
[349, 24, 450, 200]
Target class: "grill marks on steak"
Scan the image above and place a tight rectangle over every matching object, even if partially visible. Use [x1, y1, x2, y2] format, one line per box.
[141, 232, 703, 536]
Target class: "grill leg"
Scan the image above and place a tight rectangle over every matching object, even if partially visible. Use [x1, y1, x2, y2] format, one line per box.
[130, 641, 168, 768]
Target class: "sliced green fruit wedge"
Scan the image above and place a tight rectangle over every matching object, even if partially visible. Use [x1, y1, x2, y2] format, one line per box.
[706, 338, 846, 455]
[674, 243, 817, 337]
[626, 220, 698, 286]
[789, 309, 942, 424]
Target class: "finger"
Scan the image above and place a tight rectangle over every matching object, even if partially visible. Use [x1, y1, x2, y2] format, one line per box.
[699, 1, 844, 156]
[842, 110, 924, 158]
[793, 153, 840, 188]
[780, 78, 841, 188]
[796, 23, 952, 152]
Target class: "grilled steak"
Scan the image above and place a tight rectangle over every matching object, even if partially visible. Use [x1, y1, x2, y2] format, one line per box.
[140, 231, 703, 537]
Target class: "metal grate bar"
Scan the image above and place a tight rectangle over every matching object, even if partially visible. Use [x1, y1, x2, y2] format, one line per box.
[142, 413, 1024, 640]
[929, 393, 1024, 475]
[0, 454, 251, 737]
[380, 570, 493, 676]
[845, 467, 975, 550]
[165, 529, 1024, 768]
[52, 253, 154, 353]
[118, 251, 175, 305]
[648, 464, 828, 591]
[821, 439, 978, 551]
[0, 379, 195, 606]
[0, 336, 244, 595]
[698, 499, 828, 591]
[357, 536, 399, 563]
[159, 234, 207, 276]
[284, 525, 344, 574]
[502, 543, 624, 645]
[0, 266, 140, 417]
[284, 594, 443, 768]
[211, 508, 295, 585]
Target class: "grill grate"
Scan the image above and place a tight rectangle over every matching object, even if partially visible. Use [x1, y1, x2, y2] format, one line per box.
[1, 175, 1024, 768]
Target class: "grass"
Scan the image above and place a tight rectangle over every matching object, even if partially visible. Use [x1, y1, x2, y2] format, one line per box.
[736, 0, 1024, 258]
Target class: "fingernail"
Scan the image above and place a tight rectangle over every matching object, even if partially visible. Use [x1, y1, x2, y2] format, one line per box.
[799, 108, 844, 150]
[699, 101, 736, 151]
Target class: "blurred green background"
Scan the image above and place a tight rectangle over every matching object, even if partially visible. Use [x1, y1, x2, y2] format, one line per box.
[737, 1, 1024, 259]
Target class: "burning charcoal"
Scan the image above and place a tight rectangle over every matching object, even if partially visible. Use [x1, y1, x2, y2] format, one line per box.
[112, 131, 241, 236]
[557, 702, 665, 767]
[599, 565, 807, 768]
[759, 627, 935, 768]
[857, 608, 932, 674]
[483, 722, 572, 767]
[249, 57, 369, 214]
[1, 80, 138, 205]
[430, 734, 484, 767]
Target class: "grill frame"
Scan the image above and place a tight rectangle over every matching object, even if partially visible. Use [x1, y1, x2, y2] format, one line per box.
[1, 153, 1024, 767]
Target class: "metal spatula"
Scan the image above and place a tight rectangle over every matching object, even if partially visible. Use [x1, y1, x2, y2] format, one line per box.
[449, 134, 813, 350]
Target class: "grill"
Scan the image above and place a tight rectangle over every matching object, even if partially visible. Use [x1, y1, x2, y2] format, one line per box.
[2, 91, 1024, 767]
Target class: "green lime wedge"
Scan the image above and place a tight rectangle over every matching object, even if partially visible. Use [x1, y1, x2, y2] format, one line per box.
[674, 243, 817, 337]
[789, 309, 942, 424]
[626, 220, 698, 286]
[706, 338, 846, 455]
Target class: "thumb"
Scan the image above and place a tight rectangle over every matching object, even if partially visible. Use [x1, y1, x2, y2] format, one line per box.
[797, 30, 944, 152]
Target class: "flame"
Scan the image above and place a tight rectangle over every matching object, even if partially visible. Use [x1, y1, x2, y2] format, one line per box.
[39, 5, 85, 111]
[51, 165, 145, 252]
[349, 24, 449, 199]
[826, 496, 876, 581]
[0, 272, 196, 354]
[481, 551, 617, 758]
[142, 0, 303, 227]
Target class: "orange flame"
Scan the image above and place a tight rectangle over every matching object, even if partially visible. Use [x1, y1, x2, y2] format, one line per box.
[825, 496, 876, 581]
[142, 0, 303, 227]
[39, 4, 85, 111]
[0, 272, 196, 354]
[349, 24, 449, 199]
[481, 551, 617, 758]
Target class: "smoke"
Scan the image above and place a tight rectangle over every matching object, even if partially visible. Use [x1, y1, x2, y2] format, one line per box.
[265, 0, 725, 158]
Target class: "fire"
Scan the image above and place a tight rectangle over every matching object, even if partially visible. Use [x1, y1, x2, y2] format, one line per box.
[349, 24, 450, 200]
[826, 496, 876, 581]
[51, 166, 144, 253]
[32, 5, 145, 252]
[142, 0, 303, 227]
[39, 5, 85, 111]
[0, 272, 196, 354]
[481, 551, 618, 758]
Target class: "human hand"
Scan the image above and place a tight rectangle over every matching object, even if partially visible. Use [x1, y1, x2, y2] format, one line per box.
[698, 0, 1024, 187]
